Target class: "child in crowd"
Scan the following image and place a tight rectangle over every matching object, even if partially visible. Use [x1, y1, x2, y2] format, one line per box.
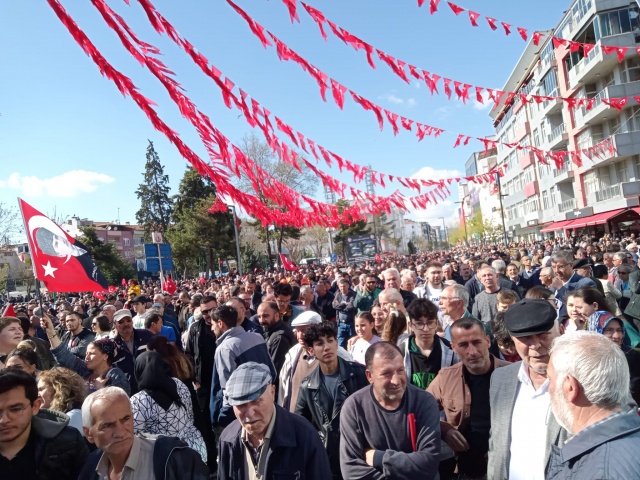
[496, 289, 518, 313]
[349, 312, 381, 365]
[491, 311, 521, 362]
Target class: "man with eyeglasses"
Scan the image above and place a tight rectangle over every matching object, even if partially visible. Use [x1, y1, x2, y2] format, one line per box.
[184, 294, 218, 472]
[398, 298, 458, 390]
[354, 274, 382, 313]
[0, 370, 89, 480]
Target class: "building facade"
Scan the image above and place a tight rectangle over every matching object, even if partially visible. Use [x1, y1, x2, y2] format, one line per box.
[491, 0, 640, 241]
[62, 217, 137, 265]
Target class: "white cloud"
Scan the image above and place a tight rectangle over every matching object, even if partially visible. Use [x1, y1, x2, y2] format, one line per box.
[473, 90, 492, 110]
[407, 199, 460, 226]
[379, 92, 418, 108]
[413, 81, 421, 89]
[410, 166, 462, 181]
[0, 170, 115, 198]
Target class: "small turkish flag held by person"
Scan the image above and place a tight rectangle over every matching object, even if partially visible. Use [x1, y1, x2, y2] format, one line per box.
[280, 254, 299, 271]
[121, 278, 127, 287]
[108, 285, 117, 294]
[165, 275, 177, 295]
[18, 198, 109, 292]
[94, 291, 106, 301]
[375, 254, 382, 264]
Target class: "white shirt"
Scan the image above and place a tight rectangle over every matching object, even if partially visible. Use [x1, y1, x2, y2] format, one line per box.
[350, 335, 381, 365]
[508, 362, 551, 480]
[132, 311, 148, 330]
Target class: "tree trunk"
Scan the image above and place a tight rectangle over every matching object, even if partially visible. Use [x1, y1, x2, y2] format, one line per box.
[265, 227, 273, 266]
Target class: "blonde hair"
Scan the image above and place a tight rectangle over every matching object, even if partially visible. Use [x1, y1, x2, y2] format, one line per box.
[38, 367, 88, 413]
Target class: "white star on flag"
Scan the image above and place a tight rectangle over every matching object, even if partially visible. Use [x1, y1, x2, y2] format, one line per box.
[43, 261, 58, 278]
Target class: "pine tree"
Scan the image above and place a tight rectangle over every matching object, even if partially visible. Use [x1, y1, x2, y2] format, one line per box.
[78, 227, 136, 285]
[333, 199, 371, 256]
[135, 141, 173, 240]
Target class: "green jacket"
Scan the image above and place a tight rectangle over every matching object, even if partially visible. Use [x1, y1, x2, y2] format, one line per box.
[354, 288, 382, 312]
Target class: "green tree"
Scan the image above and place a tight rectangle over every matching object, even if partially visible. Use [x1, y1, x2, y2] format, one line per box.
[77, 227, 136, 285]
[236, 133, 318, 264]
[166, 193, 235, 278]
[0, 264, 9, 296]
[240, 244, 270, 271]
[467, 210, 503, 244]
[135, 141, 173, 241]
[333, 199, 371, 256]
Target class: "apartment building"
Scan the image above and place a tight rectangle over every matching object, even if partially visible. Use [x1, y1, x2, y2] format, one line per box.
[491, 0, 640, 241]
[62, 216, 139, 265]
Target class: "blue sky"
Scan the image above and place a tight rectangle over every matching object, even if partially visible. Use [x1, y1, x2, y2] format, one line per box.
[0, 0, 566, 234]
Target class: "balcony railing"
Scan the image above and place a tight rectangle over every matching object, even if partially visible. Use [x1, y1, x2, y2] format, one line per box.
[553, 160, 571, 177]
[548, 123, 566, 143]
[595, 184, 621, 202]
[559, 198, 578, 213]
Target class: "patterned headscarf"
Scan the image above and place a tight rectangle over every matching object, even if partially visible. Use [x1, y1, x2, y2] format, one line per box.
[92, 337, 120, 364]
[587, 310, 629, 347]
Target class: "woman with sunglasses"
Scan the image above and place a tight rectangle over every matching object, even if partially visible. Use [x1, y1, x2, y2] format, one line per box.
[90, 314, 111, 339]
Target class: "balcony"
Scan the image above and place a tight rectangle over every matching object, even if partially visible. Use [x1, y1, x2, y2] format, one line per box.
[547, 123, 568, 149]
[582, 131, 640, 168]
[578, 82, 640, 128]
[595, 184, 621, 202]
[553, 160, 575, 183]
[567, 33, 637, 89]
[518, 151, 535, 169]
[559, 198, 578, 213]
[514, 121, 531, 141]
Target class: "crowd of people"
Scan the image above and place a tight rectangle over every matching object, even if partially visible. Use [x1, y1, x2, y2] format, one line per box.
[0, 232, 640, 479]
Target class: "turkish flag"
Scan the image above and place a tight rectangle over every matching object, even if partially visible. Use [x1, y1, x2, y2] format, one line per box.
[280, 254, 299, 271]
[121, 278, 127, 287]
[165, 276, 177, 295]
[3, 304, 15, 317]
[19, 198, 108, 292]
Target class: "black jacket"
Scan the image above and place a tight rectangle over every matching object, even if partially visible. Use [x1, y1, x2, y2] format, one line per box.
[218, 405, 332, 480]
[316, 291, 336, 321]
[112, 328, 152, 394]
[400, 288, 418, 308]
[264, 320, 295, 379]
[295, 358, 368, 478]
[32, 409, 89, 480]
[79, 435, 209, 480]
[185, 319, 217, 391]
[332, 290, 357, 323]
[59, 328, 94, 359]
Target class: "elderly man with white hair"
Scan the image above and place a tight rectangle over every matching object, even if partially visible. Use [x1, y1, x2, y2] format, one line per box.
[383, 268, 416, 308]
[78, 387, 208, 479]
[546, 331, 640, 479]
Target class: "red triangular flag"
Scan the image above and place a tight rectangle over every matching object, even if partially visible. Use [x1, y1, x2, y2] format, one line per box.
[280, 253, 299, 271]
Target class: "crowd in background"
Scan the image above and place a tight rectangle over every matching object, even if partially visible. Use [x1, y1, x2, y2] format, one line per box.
[0, 231, 639, 479]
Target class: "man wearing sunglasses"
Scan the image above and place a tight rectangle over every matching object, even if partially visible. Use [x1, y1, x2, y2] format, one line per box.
[111, 309, 152, 394]
[354, 274, 382, 313]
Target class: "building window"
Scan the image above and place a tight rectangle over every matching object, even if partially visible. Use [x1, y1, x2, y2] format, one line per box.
[622, 57, 640, 84]
[584, 171, 598, 196]
[542, 190, 550, 209]
[617, 161, 629, 183]
[597, 6, 640, 41]
[123, 238, 131, 246]
[124, 251, 132, 258]
[550, 186, 557, 206]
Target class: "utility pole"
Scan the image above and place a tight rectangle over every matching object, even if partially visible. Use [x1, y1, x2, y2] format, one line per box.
[229, 205, 243, 276]
[496, 171, 509, 247]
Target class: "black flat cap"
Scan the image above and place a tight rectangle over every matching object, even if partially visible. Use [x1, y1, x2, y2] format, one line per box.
[572, 258, 593, 270]
[504, 299, 557, 337]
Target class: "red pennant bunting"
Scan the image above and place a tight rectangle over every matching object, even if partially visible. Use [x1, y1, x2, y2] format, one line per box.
[430, 0, 441, 14]
[517, 27, 528, 41]
[501, 22, 511, 35]
[330, 79, 347, 109]
[385, 110, 400, 136]
[486, 16, 497, 30]
[281, 0, 300, 23]
[532, 31, 543, 46]
[468, 10, 480, 27]
[447, 2, 465, 16]
[301, 2, 328, 41]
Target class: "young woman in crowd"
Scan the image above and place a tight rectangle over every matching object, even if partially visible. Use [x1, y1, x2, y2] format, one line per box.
[4, 345, 41, 377]
[370, 304, 387, 335]
[90, 314, 112, 339]
[349, 311, 381, 365]
[564, 288, 611, 333]
[37, 367, 88, 434]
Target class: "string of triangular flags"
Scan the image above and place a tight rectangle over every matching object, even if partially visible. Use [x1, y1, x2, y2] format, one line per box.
[272, 0, 636, 114]
[229, 0, 618, 169]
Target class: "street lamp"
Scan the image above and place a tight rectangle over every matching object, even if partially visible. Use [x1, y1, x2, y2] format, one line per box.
[438, 217, 448, 248]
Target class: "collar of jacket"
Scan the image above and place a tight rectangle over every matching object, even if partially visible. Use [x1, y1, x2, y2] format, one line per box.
[552, 410, 640, 463]
[32, 409, 70, 440]
[304, 356, 351, 390]
[216, 326, 244, 345]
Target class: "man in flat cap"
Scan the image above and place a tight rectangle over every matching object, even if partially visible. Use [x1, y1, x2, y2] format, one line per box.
[487, 299, 568, 480]
[217, 362, 332, 480]
[111, 308, 152, 394]
[572, 258, 604, 296]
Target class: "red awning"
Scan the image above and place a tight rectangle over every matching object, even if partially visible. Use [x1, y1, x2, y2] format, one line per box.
[564, 208, 627, 230]
[633, 207, 640, 216]
[540, 220, 573, 233]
